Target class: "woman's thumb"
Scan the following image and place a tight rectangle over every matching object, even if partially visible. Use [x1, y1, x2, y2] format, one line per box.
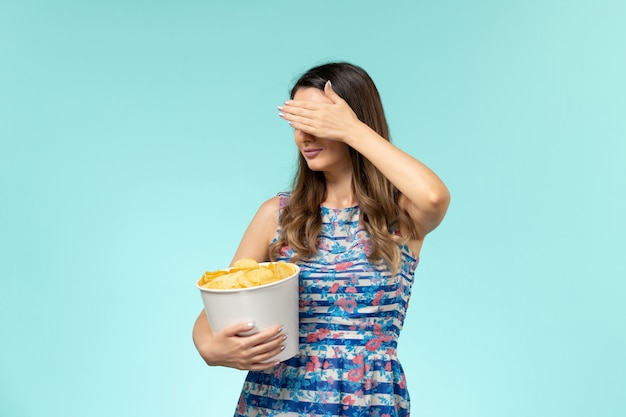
[225, 321, 257, 337]
[324, 80, 341, 102]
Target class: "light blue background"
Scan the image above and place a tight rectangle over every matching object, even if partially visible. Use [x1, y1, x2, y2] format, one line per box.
[1, 1, 625, 416]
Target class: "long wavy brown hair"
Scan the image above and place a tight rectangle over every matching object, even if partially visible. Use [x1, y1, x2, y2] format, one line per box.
[269, 63, 418, 272]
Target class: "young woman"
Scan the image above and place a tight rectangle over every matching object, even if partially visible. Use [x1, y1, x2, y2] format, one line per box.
[193, 62, 450, 416]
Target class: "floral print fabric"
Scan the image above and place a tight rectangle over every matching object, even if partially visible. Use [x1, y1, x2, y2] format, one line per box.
[235, 193, 418, 416]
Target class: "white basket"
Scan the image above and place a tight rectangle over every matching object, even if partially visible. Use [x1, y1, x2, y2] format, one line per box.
[197, 263, 300, 362]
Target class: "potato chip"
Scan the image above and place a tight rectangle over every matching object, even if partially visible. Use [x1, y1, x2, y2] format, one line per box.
[198, 260, 297, 290]
[269, 262, 296, 279]
[199, 269, 231, 285]
[245, 268, 273, 285]
[233, 258, 259, 269]
[203, 272, 240, 289]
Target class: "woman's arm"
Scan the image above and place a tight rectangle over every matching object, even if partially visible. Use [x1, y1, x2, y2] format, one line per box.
[192, 196, 286, 370]
[280, 82, 450, 238]
[229, 196, 280, 264]
[344, 125, 450, 238]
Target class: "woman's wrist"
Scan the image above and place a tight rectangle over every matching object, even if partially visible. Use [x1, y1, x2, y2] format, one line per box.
[344, 121, 380, 149]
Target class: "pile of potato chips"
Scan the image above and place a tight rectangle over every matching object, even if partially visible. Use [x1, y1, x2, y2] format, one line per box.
[198, 258, 297, 290]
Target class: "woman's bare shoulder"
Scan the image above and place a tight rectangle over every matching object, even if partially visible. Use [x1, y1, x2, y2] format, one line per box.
[257, 195, 281, 219]
[251, 195, 282, 236]
[230, 195, 282, 263]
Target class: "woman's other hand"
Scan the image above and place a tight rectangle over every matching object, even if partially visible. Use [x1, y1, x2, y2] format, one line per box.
[193, 313, 287, 371]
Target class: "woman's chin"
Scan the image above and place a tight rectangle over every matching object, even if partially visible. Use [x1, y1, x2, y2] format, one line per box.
[305, 162, 325, 172]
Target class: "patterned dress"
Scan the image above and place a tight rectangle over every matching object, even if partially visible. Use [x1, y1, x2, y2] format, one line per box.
[235, 193, 419, 417]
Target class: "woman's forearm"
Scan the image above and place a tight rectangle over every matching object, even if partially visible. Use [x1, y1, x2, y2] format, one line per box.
[193, 311, 216, 365]
[345, 123, 450, 222]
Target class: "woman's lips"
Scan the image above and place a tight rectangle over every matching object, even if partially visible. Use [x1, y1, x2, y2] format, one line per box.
[303, 149, 322, 158]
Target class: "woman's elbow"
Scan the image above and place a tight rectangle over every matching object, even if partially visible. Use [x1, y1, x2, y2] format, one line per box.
[429, 186, 451, 212]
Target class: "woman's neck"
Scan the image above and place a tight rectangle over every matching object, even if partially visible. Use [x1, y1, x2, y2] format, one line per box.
[323, 172, 356, 208]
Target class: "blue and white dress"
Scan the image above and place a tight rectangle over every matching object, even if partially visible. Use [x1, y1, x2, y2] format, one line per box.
[235, 192, 419, 417]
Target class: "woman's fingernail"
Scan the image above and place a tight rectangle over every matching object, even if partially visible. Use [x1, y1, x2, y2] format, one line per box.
[282, 334, 288, 341]
[280, 345, 286, 351]
[284, 100, 290, 105]
[277, 105, 284, 110]
[247, 322, 255, 328]
[326, 80, 332, 88]
[278, 112, 285, 117]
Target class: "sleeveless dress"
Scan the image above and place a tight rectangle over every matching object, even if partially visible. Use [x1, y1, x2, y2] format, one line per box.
[235, 193, 419, 417]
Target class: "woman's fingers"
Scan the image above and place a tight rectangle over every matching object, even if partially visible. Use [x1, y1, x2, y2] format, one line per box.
[281, 99, 322, 111]
[246, 331, 286, 357]
[247, 352, 285, 370]
[278, 104, 317, 126]
[233, 334, 286, 370]
[241, 324, 284, 346]
[278, 86, 359, 142]
[278, 103, 325, 132]
[247, 342, 288, 370]
[243, 327, 286, 362]
[282, 81, 343, 110]
[222, 320, 256, 336]
[213, 322, 287, 370]
[222, 322, 281, 339]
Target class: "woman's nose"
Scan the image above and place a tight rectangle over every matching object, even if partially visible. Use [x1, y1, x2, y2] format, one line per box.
[296, 130, 316, 143]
